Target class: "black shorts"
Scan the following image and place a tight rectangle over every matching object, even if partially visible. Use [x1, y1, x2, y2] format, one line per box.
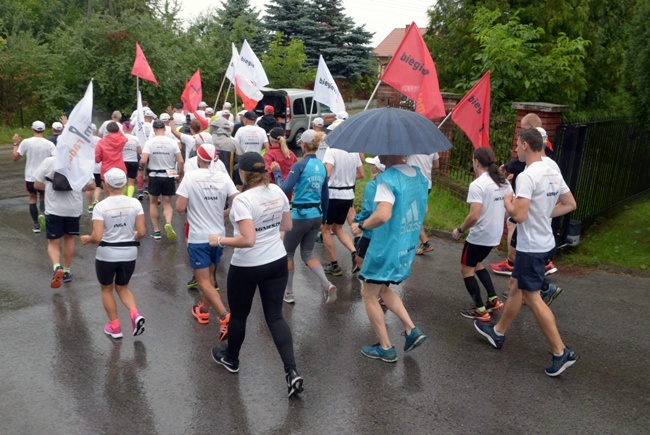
[25, 181, 44, 194]
[46, 214, 80, 239]
[512, 250, 552, 291]
[461, 241, 493, 267]
[93, 173, 103, 188]
[148, 176, 176, 196]
[360, 276, 397, 286]
[125, 162, 139, 179]
[510, 227, 518, 249]
[326, 198, 353, 225]
[95, 259, 136, 286]
[356, 236, 371, 259]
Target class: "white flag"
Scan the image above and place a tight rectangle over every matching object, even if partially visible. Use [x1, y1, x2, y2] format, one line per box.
[237, 40, 269, 88]
[226, 43, 239, 82]
[314, 55, 345, 115]
[54, 81, 95, 192]
[135, 91, 147, 145]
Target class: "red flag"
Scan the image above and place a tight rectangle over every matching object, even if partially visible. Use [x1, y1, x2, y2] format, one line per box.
[452, 71, 491, 149]
[381, 22, 445, 119]
[131, 42, 158, 85]
[180, 70, 209, 130]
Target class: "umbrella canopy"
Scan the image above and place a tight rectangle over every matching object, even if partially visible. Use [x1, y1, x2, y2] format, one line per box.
[324, 107, 452, 155]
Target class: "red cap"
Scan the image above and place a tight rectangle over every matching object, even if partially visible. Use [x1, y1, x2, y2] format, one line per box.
[264, 105, 274, 114]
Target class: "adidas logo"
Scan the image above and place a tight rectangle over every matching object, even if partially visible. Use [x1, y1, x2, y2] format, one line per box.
[400, 200, 421, 234]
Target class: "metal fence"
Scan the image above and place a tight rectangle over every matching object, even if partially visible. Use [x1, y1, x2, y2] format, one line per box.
[553, 117, 650, 239]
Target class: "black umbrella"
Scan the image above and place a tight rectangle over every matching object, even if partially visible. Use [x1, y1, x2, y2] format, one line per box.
[324, 107, 453, 155]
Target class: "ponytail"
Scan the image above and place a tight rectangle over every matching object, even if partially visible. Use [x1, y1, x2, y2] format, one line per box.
[474, 147, 507, 186]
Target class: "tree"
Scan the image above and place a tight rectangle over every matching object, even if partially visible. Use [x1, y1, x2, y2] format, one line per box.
[264, 0, 313, 43]
[262, 33, 314, 88]
[624, 0, 650, 127]
[215, 0, 267, 52]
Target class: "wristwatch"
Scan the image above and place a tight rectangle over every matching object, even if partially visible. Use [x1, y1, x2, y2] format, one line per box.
[456, 227, 463, 233]
[358, 221, 365, 231]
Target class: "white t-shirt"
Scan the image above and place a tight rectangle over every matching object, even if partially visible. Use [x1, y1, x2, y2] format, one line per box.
[92, 195, 144, 262]
[229, 184, 290, 267]
[374, 164, 417, 204]
[92, 136, 102, 174]
[99, 120, 123, 137]
[323, 148, 362, 200]
[466, 172, 513, 247]
[17, 137, 56, 182]
[184, 156, 228, 175]
[542, 156, 561, 174]
[33, 157, 91, 217]
[148, 126, 178, 143]
[123, 133, 140, 162]
[142, 135, 181, 177]
[515, 161, 570, 253]
[407, 153, 439, 189]
[176, 169, 238, 244]
[234, 125, 268, 154]
[180, 132, 213, 162]
[316, 142, 329, 161]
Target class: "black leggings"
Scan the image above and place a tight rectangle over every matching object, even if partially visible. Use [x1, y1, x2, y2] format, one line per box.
[226, 256, 296, 372]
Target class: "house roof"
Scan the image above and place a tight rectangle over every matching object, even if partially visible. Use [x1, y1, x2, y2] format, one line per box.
[373, 25, 427, 58]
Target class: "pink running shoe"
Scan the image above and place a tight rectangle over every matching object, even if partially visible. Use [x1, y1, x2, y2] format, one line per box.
[131, 312, 145, 336]
[104, 322, 123, 339]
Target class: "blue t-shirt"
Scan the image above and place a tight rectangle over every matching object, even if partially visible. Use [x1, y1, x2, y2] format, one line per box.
[354, 178, 378, 240]
[274, 154, 329, 220]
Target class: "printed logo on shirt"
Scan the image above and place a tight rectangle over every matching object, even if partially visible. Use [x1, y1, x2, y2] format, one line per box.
[400, 200, 421, 234]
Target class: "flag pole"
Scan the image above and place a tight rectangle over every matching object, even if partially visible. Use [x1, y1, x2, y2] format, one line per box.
[214, 74, 227, 111]
[437, 110, 453, 129]
[224, 82, 232, 104]
[364, 81, 382, 111]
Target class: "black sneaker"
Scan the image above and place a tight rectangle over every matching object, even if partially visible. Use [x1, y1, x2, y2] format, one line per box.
[187, 276, 198, 288]
[545, 348, 579, 377]
[474, 321, 505, 349]
[324, 264, 343, 276]
[351, 252, 360, 273]
[286, 369, 304, 398]
[211, 347, 239, 373]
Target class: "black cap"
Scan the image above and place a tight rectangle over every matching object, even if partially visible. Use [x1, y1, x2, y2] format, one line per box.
[238, 152, 267, 173]
[152, 120, 165, 129]
[269, 127, 285, 139]
[174, 103, 183, 110]
[243, 111, 257, 121]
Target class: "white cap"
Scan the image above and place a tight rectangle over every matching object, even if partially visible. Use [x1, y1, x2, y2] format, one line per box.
[205, 107, 214, 115]
[159, 113, 171, 121]
[173, 113, 186, 124]
[104, 167, 127, 188]
[300, 129, 317, 144]
[32, 121, 46, 132]
[144, 109, 155, 118]
[91, 123, 97, 132]
[52, 122, 63, 131]
[222, 109, 231, 117]
[535, 127, 548, 142]
[312, 117, 324, 127]
[223, 102, 232, 109]
[237, 110, 246, 118]
[336, 110, 349, 120]
[365, 156, 385, 172]
[198, 101, 207, 108]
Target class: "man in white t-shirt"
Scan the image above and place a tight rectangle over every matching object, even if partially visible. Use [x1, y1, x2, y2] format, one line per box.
[121, 121, 142, 198]
[234, 111, 268, 154]
[168, 114, 213, 162]
[12, 120, 56, 233]
[99, 111, 123, 137]
[33, 156, 96, 288]
[139, 120, 184, 241]
[407, 153, 440, 255]
[196, 101, 208, 119]
[215, 102, 232, 120]
[474, 128, 579, 377]
[176, 144, 238, 340]
[321, 147, 364, 276]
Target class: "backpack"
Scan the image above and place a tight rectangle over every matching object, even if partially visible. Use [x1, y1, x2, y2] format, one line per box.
[46, 171, 73, 191]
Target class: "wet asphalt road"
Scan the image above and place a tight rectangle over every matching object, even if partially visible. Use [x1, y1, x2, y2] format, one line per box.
[1, 148, 649, 434]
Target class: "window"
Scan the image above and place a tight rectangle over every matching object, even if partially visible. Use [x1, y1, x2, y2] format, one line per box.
[293, 99, 305, 115]
[305, 97, 318, 114]
[319, 103, 332, 114]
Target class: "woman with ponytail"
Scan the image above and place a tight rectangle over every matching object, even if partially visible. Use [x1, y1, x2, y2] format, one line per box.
[264, 127, 297, 188]
[452, 147, 512, 322]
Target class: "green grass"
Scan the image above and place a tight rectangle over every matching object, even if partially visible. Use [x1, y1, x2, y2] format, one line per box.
[0, 126, 33, 146]
[558, 192, 650, 271]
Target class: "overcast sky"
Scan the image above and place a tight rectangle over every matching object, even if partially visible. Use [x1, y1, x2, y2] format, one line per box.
[177, 0, 434, 46]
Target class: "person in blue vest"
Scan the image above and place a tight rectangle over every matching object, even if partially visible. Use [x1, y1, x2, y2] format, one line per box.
[356, 154, 429, 363]
[271, 129, 336, 305]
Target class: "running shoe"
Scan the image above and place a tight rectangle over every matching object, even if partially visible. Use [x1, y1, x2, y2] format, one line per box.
[131, 312, 145, 336]
[218, 312, 230, 341]
[286, 369, 304, 398]
[474, 321, 505, 349]
[416, 242, 434, 255]
[104, 322, 123, 339]
[87, 205, 94, 214]
[38, 214, 46, 232]
[545, 348, 579, 377]
[283, 290, 295, 304]
[191, 302, 210, 324]
[62, 272, 73, 283]
[460, 307, 491, 322]
[315, 232, 323, 245]
[325, 283, 337, 304]
[137, 190, 144, 201]
[211, 347, 239, 373]
[403, 326, 427, 352]
[32, 222, 41, 233]
[150, 231, 161, 240]
[486, 298, 504, 312]
[324, 264, 343, 276]
[351, 264, 361, 274]
[545, 261, 558, 276]
[51, 266, 64, 289]
[143, 188, 149, 195]
[351, 252, 358, 273]
[541, 284, 563, 306]
[490, 259, 514, 276]
[360, 343, 397, 363]
[187, 276, 198, 288]
[164, 223, 176, 241]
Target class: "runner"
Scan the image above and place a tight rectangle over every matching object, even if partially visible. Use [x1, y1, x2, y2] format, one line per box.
[176, 144, 238, 338]
[407, 153, 440, 255]
[474, 128, 579, 376]
[80, 168, 146, 339]
[121, 121, 142, 198]
[209, 152, 303, 398]
[139, 120, 184, 240]
[263, 127, 297, 188]
[12, 120, 56, 233]
[451, 147, 511, 322]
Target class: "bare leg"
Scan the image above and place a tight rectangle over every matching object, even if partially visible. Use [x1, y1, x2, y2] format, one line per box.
[115, 284, 137, 310]
[362, 282, 391, 348]
[506, 220, 516, 263]
[377, 286, 415, 331]
[47, 239, 61, 266]
[195, 266, 226, 316]
[332, 224, 356, 253]
[322, 223, 337, 262]
[522, 290, 565, 354]
[161, 195, 173, 224]
[149, 195, 160, 232]
[495, 277, 523, 335]
[101, 284, 118, 321]
[62, 235, 75, 268]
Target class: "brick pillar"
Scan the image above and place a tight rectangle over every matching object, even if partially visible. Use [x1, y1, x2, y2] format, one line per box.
[510, 102, 569, 158]
[436, 92, 462, 175]
[376, 83, 403, 109]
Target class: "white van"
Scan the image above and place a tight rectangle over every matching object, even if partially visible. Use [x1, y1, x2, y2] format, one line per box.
[254, 88, 335, 146]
